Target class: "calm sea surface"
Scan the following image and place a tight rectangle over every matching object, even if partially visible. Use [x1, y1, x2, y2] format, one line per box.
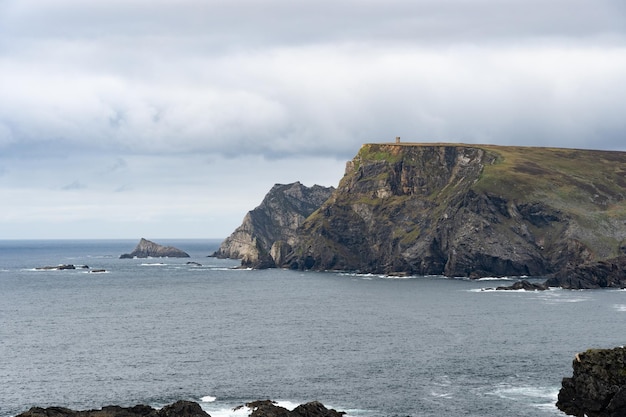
[2, 239, 625, 417]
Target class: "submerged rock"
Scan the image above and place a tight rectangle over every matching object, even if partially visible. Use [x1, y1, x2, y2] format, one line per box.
[120, 238, 190, 259]
[557, 346, 626, 417]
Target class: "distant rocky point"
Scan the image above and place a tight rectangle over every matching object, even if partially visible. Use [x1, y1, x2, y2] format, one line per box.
[213, 181, 334, 268]
[120, 238, 190, 259]
[557, 346, 626, 417]
[16, 400, 345, 417]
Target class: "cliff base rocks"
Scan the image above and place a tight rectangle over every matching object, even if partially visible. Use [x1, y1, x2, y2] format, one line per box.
[120, 238, 190, 259]
[557, 346, 626, 417]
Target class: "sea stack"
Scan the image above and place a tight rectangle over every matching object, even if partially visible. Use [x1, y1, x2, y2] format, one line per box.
[120, 238, 190, 259]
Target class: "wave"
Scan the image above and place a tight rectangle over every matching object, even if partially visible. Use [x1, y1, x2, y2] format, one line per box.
[141, 263, 167, 266]
[613, 304, 626, 312]
[490, 384, 559, 411]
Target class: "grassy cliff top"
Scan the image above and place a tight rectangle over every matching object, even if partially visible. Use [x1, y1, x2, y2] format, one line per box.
[360, 142, 626, 212]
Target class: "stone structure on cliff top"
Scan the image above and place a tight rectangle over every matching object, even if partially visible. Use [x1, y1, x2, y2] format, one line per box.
[120, 238, 190, 259]
[217, 142, 626, 287]
[557, 346, 626, 417]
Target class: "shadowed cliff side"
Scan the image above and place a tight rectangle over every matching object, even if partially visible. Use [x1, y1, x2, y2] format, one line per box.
[279, 143, 626, 279]
[213, 182, 335, 268]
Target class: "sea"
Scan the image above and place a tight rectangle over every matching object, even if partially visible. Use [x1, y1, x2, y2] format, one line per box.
[1, 239, 625, 417]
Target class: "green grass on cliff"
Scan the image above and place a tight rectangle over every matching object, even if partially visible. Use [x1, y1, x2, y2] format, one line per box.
[471, 144, 626, 213]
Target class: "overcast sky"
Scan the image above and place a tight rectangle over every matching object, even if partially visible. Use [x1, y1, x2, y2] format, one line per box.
[1, 0, 625, 239]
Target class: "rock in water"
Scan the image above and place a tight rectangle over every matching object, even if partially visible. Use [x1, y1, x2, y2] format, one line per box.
[16, 400, 345, 417]
[120, 238, 190, 259]
[16, 401, 208, 417]
[212, 182, 334, 268]
[557, 346, 626, 417]
[238, 400, 345, 417]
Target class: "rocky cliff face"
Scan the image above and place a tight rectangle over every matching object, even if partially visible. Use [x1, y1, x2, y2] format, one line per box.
[278, 143, 626, 278]
[557, 347, 626, 417]
[213, 182, 335, 268]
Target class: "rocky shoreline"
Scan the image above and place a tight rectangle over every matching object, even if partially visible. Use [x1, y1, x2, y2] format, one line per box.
[557, 346, 626, 417]
[16, 400, 345, 417]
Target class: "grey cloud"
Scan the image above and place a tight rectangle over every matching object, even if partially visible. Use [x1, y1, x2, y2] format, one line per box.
[2, 0, 625, 48]
[62, 180, 87, 190]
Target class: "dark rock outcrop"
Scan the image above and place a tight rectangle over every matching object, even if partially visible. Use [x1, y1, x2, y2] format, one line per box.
[237, 400, 344, 417]
[545, 256, 626, 289]
[557, 346, 626, 417]
[120, 238, 190, 259]
[271, 143, 626, 280]
[16, 401, 208, 417]
[213, 182, 334, 268]
[17, 401, 345, 417]
[35, 264, 77, 270]
[495, 279, 548, 291]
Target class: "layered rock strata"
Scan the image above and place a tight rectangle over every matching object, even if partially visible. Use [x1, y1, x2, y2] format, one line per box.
[278, 143, 626, 280]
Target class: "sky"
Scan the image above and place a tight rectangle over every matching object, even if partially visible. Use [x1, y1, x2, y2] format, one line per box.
[1, 0, 625, 239]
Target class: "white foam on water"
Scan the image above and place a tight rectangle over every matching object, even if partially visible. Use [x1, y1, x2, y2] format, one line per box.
[490, 384, 559, 411]
[200, 395, 216, 403]
[613, 304, 626, 312]
[141, 263, 167, 266]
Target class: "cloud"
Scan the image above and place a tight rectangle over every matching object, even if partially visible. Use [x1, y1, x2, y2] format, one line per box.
[0, 0, 625, 238]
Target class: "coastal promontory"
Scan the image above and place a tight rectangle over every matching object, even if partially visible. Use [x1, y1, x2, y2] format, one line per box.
[120, 238, 190, 259]
[220, 143, 626, 283]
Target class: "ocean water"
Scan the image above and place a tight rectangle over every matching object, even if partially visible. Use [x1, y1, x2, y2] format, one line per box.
[1, 239, 625, 417]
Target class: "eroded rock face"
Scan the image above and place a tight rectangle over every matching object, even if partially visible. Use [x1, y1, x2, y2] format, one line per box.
[557, 347, 626, 417]
[545, 256, 626, 289]
[120, 238, 190, 259]
[277, 143, 626, 279]
[212, 182, 334, 268]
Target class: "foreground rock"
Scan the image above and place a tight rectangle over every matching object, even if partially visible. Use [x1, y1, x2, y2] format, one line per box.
[120, 238, 190, 259]
[237, 400, 344, 417]
[213, 182, 334, 268]
[16, 400, 345, 417]
[17, 400, 208, 417]
[557, 346, 626, 417]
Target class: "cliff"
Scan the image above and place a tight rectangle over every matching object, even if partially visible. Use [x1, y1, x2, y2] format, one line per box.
[557, 346, 626, 417]
[213, 182, 335, 268]
[120, 238, 190, 259]
[278, 143, 626, 279]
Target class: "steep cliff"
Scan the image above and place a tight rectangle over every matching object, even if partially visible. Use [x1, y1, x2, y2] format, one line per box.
[280, 143, 626, 278]
[213, 182, 335, 268]
[557, 347, 626, 417]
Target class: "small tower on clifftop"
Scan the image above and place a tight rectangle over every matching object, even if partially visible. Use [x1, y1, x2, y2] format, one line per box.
[395, 136, 401, 144]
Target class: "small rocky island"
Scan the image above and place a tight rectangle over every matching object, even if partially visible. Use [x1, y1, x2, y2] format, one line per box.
[557, 346, 626, 417]
[120, 238, 190, 259]
[16, 400, 345, 417]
